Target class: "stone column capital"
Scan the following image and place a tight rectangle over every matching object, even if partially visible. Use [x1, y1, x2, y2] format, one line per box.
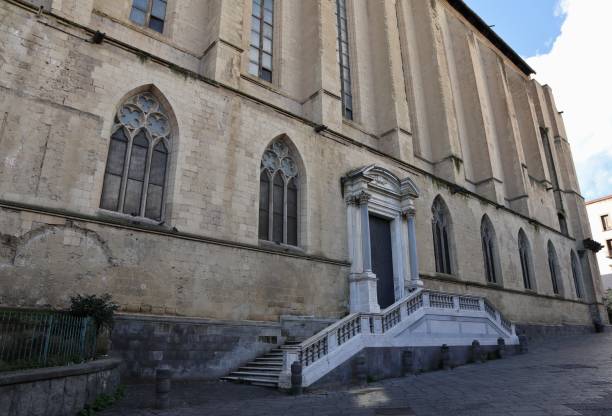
[402, 207, 416, 218]
[346, 191, 372, 206]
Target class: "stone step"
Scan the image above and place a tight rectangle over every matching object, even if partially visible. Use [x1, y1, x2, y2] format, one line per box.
[253, 357, 283, 363]
[262, 352, 283, 357]
[238, 366, 282, 372]
[220, 376, 278, 387]
[241, 361, 282, 367]
[221, 340, 306, 389]
[228, 371, 280, 379]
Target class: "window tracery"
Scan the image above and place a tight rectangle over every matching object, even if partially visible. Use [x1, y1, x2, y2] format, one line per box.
[100, 92, 171, 221]
[259, 139, 299, 245]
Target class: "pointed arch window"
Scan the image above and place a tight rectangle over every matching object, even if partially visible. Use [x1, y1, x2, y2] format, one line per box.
[547, 241, 562, 295]
[259, 139, 299, 246]
[558, 213, 568, 236]
[100, 92, 172, 221]
[432, 197, 452, 274]
[518, 229, 534, 290]
[571, 251, 584, 299]
[481, 216, 499, 284]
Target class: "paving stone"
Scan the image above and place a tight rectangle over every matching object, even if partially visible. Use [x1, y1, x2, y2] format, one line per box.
[99, 333, 612, 416]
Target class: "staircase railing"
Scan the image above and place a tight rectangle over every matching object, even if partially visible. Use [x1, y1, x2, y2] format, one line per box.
[280, 289, 516, 387]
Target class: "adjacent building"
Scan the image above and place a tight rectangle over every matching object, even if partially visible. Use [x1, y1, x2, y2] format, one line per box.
[0, 0, 606, 381]
[586, 195, 612, 290]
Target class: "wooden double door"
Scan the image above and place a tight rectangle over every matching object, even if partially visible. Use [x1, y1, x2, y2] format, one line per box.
[369, 214, 395, 309]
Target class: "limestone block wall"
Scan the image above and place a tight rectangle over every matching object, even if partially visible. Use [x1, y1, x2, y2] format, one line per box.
[0, 0, 604, 329]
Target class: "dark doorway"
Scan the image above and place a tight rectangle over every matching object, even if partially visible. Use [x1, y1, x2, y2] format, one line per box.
[369, 215, 395, 309]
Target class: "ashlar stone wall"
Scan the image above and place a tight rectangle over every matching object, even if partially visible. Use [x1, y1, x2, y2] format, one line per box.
[0, 0, 604, 332]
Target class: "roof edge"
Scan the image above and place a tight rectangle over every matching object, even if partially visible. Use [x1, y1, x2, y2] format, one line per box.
[446, 0, 536, 77]
[586, 194, 612, 205]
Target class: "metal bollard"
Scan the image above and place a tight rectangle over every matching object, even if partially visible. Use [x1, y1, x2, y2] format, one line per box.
[354, 354, 367, 387]
[518, 334, 528, 354]
[497, 338, 506, 359]
[290, 361, 303, 395]
[440, 344, 451, 370]
[401, 350, 413, 376]
[155, 368, 171, 410]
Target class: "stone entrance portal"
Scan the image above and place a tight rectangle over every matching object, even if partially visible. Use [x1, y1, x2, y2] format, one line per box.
[343, 165, 422, 313]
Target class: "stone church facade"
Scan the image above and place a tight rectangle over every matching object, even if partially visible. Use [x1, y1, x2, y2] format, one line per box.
[0, 0, 605, 380]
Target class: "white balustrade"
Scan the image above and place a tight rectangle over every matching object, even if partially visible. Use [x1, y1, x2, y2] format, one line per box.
[280, 288, 517, 388]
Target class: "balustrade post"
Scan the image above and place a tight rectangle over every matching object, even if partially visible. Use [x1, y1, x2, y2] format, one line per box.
[360, 316, 372, 335]
[452, 295, 460, 311]
[327, 330, 338, 353]
[422, 292, 430, 308]
[399, 302, 408, 321]
[495, 310, 501, 323]
[372, 316, 383, 334]
[279, 349, 299, 390]
[478, 298, 485, 312]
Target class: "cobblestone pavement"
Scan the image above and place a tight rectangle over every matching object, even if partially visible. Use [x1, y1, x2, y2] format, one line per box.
[101, 332, 612, 416]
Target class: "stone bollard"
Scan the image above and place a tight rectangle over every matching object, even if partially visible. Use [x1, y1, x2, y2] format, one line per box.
[401, 350, 413, 376]
[440, 344, 451, 370]
[155, 367, 171, 410]
[290, 361, 303, 395]
[497, 338, 506, 359]
[354, 354, 367, 387]
[594, 317, 605, 333]
[518, 334, 528, 354]
[471, 340, 481, 363]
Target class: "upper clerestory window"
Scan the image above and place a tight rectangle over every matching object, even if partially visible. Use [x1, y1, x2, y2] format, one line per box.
[249, 0, 274, 82]
[130, 0, 167, 33]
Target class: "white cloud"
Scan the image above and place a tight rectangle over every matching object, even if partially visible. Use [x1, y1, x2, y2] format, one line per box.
[526, 0, 612, 200]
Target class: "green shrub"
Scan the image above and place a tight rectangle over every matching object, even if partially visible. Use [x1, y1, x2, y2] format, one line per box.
[69, 293, 119, 333]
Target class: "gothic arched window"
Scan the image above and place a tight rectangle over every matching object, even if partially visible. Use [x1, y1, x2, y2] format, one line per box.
[571, 250, 584, 299]
[547, 241, 562, 295]
[100, 92, 172, 221]
[558, 213, 569, 236]
[518, 229, 534, 290]
[481, 216, 500, 284]
[432, 197, 452, 274]
[259, 139, 299, 246]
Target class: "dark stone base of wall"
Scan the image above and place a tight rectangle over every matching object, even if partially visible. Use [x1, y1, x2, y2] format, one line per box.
[516, 323, 595, 344]
[111, 314, 285, 380]
[0, 358, 121, 416]
[111, 314, 335, 381]
[311, 345, 520, 389]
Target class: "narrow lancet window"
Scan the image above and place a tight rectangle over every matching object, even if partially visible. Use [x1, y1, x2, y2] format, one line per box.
[481, 216, 499, 284]
[518, 229, 533, 290]
[547, 241, 562, 295]
[432, 197, 452, 274]
[336, 0, 353, 120]
[249, 0, 274, 82]
[259, 139, 299, 246]
[571, 251, 583, 299]
[100, 92, 172, 221]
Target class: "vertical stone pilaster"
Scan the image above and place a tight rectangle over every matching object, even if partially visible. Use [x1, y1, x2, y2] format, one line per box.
[403, 206, 423, 290]
[346, 190, 379, 313]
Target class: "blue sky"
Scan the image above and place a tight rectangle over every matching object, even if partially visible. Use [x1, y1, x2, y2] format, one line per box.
[465, 0, 564, 57]
[465, 0, 612, 201]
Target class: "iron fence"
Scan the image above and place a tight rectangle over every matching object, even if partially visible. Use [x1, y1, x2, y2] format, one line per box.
[0, 309, 97, 372]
